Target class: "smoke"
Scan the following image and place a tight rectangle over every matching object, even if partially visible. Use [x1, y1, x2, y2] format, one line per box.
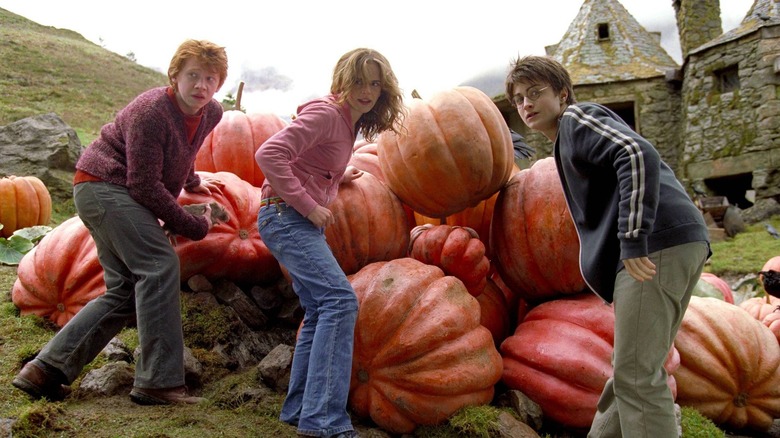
[240, 66, 294, 93]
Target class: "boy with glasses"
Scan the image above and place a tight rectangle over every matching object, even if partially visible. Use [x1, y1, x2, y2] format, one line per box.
[505, 55, 710, 437]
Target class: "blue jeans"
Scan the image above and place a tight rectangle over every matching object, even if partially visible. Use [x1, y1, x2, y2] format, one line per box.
[257, 201, 358, 437]
[35, 182, 185, 388]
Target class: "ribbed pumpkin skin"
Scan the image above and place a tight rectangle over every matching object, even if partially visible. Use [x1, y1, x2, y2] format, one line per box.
[324, 172, 410, 276]
[12, 216, 104, 327]
[500, 293, 680, 429]
[348, 258, 503, 434]
[739, 295, 780, 321]
[0, 175, 52, 237]
[194, 111, 286, 187]
[175, 171, 281, 284]
[674, 297, 780, 431]
[491, 157, 585, 303]
[414, 193, 499, 257]
[377, 86, 514, 217]
[409, 224, 489, 297]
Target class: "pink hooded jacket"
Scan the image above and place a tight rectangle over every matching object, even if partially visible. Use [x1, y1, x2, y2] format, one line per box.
[255, 95, 355, 217]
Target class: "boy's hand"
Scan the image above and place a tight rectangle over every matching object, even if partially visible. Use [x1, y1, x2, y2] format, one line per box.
[623, 256, 657, 282]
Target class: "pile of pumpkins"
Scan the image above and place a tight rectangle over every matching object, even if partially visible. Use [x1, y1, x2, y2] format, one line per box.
[9, 86, 780, 435]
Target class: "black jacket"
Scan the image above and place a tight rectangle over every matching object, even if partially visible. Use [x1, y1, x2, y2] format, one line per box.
[554, 103, 709, 302]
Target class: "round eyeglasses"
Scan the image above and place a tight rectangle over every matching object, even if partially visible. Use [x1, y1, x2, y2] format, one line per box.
[512, 86, 549, 108]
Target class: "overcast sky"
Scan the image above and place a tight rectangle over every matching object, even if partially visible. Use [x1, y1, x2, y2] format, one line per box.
[1, 0, 755, 117]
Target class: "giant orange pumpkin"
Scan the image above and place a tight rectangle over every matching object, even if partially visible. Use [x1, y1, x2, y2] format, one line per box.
[194, 87, 286, 187]
[377, 86, 514, 217]
[0, 175, 52, 238]
[175, 171, 281, 284]
[323, 172, 410, 275]
[12, 216, 105, 327]
[500, 293, 680, 429]
[674, 297, 780, 431]
[491, 157, 585, 303]
[348, 258, 503, 434]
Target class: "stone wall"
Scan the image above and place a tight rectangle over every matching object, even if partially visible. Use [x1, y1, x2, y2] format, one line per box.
[681, 25, 780, 198]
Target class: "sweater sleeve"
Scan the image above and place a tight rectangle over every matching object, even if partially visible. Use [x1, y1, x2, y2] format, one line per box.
[561, 104, 661, 259]
[255, 102, 338, 216]
[123, 104, 209, 241]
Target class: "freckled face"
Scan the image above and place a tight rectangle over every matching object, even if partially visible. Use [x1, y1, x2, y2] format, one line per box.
[512, 81, 567, 141]
[172, 58, 222, 115]
[347, 62, 382, 125]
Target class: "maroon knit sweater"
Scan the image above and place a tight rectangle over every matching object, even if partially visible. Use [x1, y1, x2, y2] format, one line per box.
[75, 87, 223, 240]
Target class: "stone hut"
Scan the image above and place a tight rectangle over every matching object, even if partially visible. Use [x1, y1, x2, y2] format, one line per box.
[494, 0, 780, 209]
[675, 0, 780, 207]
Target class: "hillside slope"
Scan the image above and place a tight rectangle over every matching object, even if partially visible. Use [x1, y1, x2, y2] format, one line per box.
[0, 7, 167, 142]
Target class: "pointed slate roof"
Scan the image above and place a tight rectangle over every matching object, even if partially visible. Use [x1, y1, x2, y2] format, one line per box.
[691, 0, 780, 55]
[546, 0, 679, 85]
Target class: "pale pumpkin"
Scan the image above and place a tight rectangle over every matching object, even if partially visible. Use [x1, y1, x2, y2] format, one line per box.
[0, 175, 52, 238]
[674, 296, 780, 431]
[348, 258, 503, 434]
[12, 216, 104, 327]
[377, 86, 514, 217]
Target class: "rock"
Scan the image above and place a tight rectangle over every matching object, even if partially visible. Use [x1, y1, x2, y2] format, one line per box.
[79, 361, 134, 396]
[496, 389, 544, 431]
[101, 337, 133, 363]
[496, 411, 541, 437]
[256, 344, 293, 393]
[0, 113, 82, 202]
[212, 280, 268, 329]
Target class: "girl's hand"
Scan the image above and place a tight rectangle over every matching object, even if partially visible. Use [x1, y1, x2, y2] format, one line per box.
[341, 165, 363, 184]
[307, 205, 335, 228]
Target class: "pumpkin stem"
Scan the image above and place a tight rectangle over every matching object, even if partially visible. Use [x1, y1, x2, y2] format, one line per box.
[235, 81, 245, 111]
[411, 89, 422, 99]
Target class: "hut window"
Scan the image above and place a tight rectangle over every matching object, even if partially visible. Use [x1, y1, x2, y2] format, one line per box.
[715, 65, 740, 93]
[597, 23, 610, 40]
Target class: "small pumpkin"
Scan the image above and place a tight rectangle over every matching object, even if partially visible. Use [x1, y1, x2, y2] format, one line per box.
[739, 295, 780, 322]
[762, 310, 780, 343]
[491, 157, 585, 303]
[408, 224, 489, 297]
[674, 297, 780, 431]
[12, 216, 105, 327]
[377, 86, 514, 217]
[0, 175, 52, 238]
[194, 83, 286, 187]
[175, 171, 281, 284]
[414, 192, 499, 257]
[348, 258, 503, 434]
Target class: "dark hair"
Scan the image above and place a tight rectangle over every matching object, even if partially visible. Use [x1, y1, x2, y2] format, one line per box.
[331, 48, 406, 141]
[505, 55, 576, 105]
[168, 39, 228, 90]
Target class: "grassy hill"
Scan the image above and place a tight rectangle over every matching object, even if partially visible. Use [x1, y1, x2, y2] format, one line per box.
[0, 7, 168, 144]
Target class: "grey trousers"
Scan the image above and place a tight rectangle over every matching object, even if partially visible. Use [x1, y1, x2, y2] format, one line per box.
[35, 182, 184, 389]
[588, 241, 709, 438]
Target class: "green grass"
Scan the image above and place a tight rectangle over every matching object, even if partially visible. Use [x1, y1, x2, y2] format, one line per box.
[706, 216, 780, 275]
[0, 7, 167, 143]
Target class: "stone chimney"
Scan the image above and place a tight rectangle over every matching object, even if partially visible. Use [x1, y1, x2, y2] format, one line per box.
[672, 0, 723, 60]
